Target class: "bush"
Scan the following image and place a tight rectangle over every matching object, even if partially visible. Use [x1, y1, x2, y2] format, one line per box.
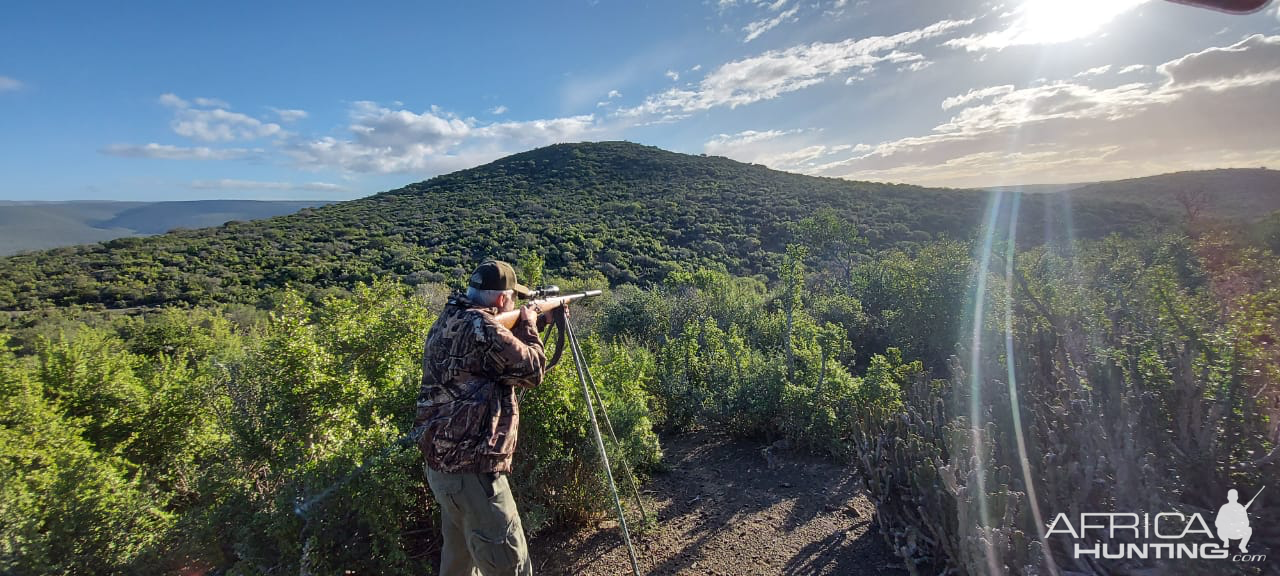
[0, 335, 171, 575]
[848, 234, 1280, 575]
[1, 279, 664, 574]
[517, 337, 662, 531]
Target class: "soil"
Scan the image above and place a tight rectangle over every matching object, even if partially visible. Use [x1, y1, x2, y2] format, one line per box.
[530, 430, 907, 575]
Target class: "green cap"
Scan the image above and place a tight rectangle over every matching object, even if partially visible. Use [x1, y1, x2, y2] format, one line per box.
[469, 260, 532, 298]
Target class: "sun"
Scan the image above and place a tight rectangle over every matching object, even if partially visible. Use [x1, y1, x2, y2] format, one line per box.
[1014, 0, 1148, 45]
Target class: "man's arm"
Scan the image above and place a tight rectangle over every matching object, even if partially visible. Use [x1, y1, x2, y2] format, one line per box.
[482, 304, 546, 388]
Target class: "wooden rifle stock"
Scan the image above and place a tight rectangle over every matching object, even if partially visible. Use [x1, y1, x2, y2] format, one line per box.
[494, 290, 602, 330]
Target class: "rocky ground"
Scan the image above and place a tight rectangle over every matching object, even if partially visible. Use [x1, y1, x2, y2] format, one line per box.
[530, 430, 906, 575]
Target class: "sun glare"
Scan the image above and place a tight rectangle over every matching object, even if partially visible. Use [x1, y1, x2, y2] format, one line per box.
[1016, 0, 1148, 45]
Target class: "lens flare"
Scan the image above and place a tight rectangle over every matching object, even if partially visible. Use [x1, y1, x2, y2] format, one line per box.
[1003, 193, 1059, 576]
[969, 190, 1004, 575]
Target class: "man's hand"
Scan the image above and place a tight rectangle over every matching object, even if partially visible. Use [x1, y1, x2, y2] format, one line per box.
[536, 306, 568, 331]
[516, 303, 539, 329]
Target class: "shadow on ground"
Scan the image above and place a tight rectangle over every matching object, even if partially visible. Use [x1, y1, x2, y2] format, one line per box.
[532, 430, 905, 575]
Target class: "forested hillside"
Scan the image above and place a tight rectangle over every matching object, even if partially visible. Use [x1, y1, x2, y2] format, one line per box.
[1067, 168, 1280, 221]
[0, 142, 1171, 310]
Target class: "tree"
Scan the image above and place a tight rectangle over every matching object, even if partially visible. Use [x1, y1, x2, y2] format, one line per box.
[792, 207, 864, 288]
[781, 244, 808, 383]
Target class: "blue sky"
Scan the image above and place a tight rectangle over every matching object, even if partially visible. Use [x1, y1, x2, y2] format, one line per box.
[2, 0, 1279, 201]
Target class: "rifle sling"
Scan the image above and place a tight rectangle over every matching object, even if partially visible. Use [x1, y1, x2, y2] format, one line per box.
[543, 310, 568, 371]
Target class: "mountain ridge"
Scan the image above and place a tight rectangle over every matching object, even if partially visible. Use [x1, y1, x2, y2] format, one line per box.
[0, 199, 332, 256]
[2, 141, 1273, 311]
[1065, 167, 1280, 221]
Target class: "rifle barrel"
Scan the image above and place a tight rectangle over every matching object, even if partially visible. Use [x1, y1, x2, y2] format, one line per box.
[1244, 486, 1265, 510]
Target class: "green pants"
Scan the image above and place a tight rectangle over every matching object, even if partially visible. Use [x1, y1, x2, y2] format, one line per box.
[426, 465, 532, 576]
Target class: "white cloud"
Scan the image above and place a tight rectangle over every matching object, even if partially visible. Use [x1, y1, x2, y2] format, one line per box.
[1157, 34, 1280, 89]
[596, 90, 623, 107]
[343, 101, 471, 150]
[946, 0, 1148, 51]
[901, 60, 933, 72]
[884, 51, 924, 63]
[173, 109, 283, 142]
[1074, 65, 1112, 78]
[490, 105, 509, 115]
[287, 136, 483, 174]
[666, 70, 680, 81]
[690, 65, 702, 72]
[287, 102, 601, 173]
[272, 108, 309, 122]
[807, 34, 1280, 187]
[941, 85, 1015, 110]
[0, 76, 23, 92]
[193, 97, 230, 108]
[823, 0, 851, 17]
[619, 18, 972, 117]
[764, 0, 790, 11]
[158, 93, 188, 108]
[116, 96, 604, 176]
[160, 93, 283, 142]
[476, 115, 598, 144]
[190, 179, 345, 192]
[743, 4, 800, 42]
[100, 143, 258, 160]
[704, 128, 857, 171]
[1119, 64, 1147, 74]
[706, 129, 794, 148]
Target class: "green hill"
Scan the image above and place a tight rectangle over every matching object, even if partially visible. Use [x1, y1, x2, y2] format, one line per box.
[0, 141, 1204, 310]
[1066, 167, 1280, 221]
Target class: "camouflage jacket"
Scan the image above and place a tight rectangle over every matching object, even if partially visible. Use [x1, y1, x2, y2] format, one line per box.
[415, 294, 545, 473]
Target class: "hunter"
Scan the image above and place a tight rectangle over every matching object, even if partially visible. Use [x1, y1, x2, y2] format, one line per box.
[416, 260, 561, 576]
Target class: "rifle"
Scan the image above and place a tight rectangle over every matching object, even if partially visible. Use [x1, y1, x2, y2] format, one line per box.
[1244, 486, 1265, 510]
[494, 286, 602, 330]
[492, 286, 601, 371]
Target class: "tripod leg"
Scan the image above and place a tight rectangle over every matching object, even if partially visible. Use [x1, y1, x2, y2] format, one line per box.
[566, 319, 642, 576]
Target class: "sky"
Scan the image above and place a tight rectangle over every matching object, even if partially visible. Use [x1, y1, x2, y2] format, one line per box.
[2, 0, 1279, 201]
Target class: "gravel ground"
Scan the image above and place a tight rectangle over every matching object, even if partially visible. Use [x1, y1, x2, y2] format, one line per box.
[530, 430, 907, 575]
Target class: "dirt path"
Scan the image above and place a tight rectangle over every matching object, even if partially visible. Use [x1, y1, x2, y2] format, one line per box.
[531, 430, 906, 575]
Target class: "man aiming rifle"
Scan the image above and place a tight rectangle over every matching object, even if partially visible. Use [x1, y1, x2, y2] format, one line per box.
[414, 259, 587, 576]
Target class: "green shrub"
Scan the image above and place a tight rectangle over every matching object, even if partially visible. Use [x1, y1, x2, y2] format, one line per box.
[848, 234, 1280, 575]
[517, 337, 662, 531]
[1, 335, 171, 575]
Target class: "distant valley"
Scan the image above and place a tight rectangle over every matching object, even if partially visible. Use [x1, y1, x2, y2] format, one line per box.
[0, 200, 332, 255]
